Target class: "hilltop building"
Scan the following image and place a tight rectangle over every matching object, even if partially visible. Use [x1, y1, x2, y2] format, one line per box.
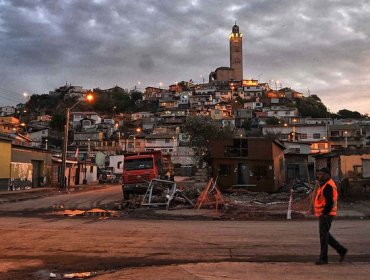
[209, 23, 243, 83]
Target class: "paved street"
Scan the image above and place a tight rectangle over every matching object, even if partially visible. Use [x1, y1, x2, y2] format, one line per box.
[0, 216, 369, 279]
[0, 185, 122, 214]
[0, 185, 369, 279]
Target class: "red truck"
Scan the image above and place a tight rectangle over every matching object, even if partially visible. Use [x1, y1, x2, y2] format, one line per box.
[122, 151, 174, 200]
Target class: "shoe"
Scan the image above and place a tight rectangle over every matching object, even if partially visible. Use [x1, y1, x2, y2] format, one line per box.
[315, 260, 328, 265]
[339, 248, 348, 262]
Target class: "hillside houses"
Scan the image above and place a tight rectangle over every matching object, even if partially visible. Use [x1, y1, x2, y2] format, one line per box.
[2, 80, 370, 193]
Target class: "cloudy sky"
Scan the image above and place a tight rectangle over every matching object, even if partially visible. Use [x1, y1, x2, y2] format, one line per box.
[0, 0, 369, 114]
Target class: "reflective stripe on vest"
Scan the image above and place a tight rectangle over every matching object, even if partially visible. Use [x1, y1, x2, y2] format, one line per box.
[314, 178, 338, 216]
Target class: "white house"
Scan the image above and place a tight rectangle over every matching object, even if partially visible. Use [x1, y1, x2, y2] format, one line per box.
[145, 134, 177, 154]
[70, 112, 101, 128]
[0, 106, 16, 116]
[131, 111, 154, 121]
[262, 124, 327, 143]
[28, 129, 49, 147]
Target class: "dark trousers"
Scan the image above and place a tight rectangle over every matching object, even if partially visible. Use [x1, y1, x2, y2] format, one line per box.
[319, 215, 346, 261]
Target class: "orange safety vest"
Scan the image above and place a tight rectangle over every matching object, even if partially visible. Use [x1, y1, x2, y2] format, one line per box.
[314, 178, 338, 217]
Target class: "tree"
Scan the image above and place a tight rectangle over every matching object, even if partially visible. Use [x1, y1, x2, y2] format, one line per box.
[182, 116, 232, 166]
[296, 95, 329, 117]
[50, 113, 66, 132]
[266, 117, 280, 125]
[337, 109, 363, 119]
[130, 90, 143, 104]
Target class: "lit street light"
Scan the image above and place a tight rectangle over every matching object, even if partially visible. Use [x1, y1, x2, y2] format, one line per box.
[45, 139, 48, 150]
[344, 131, 348, 148]
[240, 133, 243, 157]
[60, 92, 94, 190]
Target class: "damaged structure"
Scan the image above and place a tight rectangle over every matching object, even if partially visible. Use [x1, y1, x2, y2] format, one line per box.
[209, 137, 286, 192]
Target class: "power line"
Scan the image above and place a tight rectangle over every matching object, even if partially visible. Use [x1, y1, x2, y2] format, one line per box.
[0, 87, 27, 104]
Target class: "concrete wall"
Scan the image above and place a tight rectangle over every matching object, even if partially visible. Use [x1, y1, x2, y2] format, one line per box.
[10, 162, 32, 190]
[11, 146, 53, 188]
[340, 154, 370, 178]
[0, 140, 12, 190]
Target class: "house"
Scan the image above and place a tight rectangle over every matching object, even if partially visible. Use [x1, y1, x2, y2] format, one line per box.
[328, 124, 365, 150]
[28, 128, 50, 147]
[70, 112, 101, 129]
[10, 145, 53, 190]
[145, 133, 177, 154]
[76, 161, 98, 185]
[262, 123, 327, 143]
[0, 106, 16, 116]
[282, 141, 315, 182]
[51, 156, 78, 188]
[209, 137, 286, 192]
[0, 134, 12, 190]
[314, 149, 370, 180]
[264, 106, 299, 118]
[0, 116, 20, 134]
[131, 111, 154, 121]
[234, 108, 253, 128]
[144, 87, 166, 101]
[37, 115, 52, 122]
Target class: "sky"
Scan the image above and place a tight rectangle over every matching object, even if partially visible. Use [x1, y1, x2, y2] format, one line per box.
[0, 0, 369, 114]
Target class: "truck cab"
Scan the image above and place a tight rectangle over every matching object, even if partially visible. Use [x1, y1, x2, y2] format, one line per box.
[121, 151, 173, 200]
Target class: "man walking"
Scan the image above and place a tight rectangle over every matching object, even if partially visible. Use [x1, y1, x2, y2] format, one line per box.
[314, 167, 348, 265]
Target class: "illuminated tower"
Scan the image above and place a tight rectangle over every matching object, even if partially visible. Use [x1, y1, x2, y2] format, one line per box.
[229, 23, 243, 81]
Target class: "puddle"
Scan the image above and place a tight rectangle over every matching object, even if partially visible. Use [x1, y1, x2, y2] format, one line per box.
[52, 208, 119, 217]
[35, 269, 99, 279]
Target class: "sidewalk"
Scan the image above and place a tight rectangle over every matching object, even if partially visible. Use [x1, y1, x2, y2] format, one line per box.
[93, 261, 370, 280]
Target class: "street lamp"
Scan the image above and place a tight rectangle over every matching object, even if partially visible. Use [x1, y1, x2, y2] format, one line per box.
[344, 131, 348, 148]
[240, 134, 243, 157]
[113, 106, 116, 118]
[87, 138, 91, 158]
[60, 92, 94, 190]
[45, 139, 48, 150]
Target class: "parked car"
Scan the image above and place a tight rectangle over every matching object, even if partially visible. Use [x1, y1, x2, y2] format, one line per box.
[98, 170, 117, 184]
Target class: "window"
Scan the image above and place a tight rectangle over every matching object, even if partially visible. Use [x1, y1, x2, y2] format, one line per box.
[219, 164, 231, 176]
[90, 166, 94, 173]
[318, 143, 327, 149]
[331, 131, 339, 136]
[313, 133, 321, 139]
[281, 134, 288, 140]
[300, 133, 307, 139]
[165, 139, 170, 143]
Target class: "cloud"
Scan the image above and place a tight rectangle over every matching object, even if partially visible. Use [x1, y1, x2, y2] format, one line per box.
[0, 0, 369, 114]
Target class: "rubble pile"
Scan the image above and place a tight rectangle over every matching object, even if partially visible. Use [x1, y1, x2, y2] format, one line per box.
[221, 189, 311, 220]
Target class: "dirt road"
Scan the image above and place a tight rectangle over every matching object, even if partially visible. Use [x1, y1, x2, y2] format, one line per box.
[0, 217, 369, 279]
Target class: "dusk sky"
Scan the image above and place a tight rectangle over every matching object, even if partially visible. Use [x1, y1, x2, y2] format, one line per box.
[0, 0, 369, 114]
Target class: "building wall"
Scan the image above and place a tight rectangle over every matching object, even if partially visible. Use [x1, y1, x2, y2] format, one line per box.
[11, 147, 53, 188]
[340, 154, 370, 178]
[10, 162, 33, 190]
[248, 139, 272, 160]
[215, 68, 234, 82]
[78, 163, 97, 184]
[210, 139, 284, 192]
[0, 140, 11, 190]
